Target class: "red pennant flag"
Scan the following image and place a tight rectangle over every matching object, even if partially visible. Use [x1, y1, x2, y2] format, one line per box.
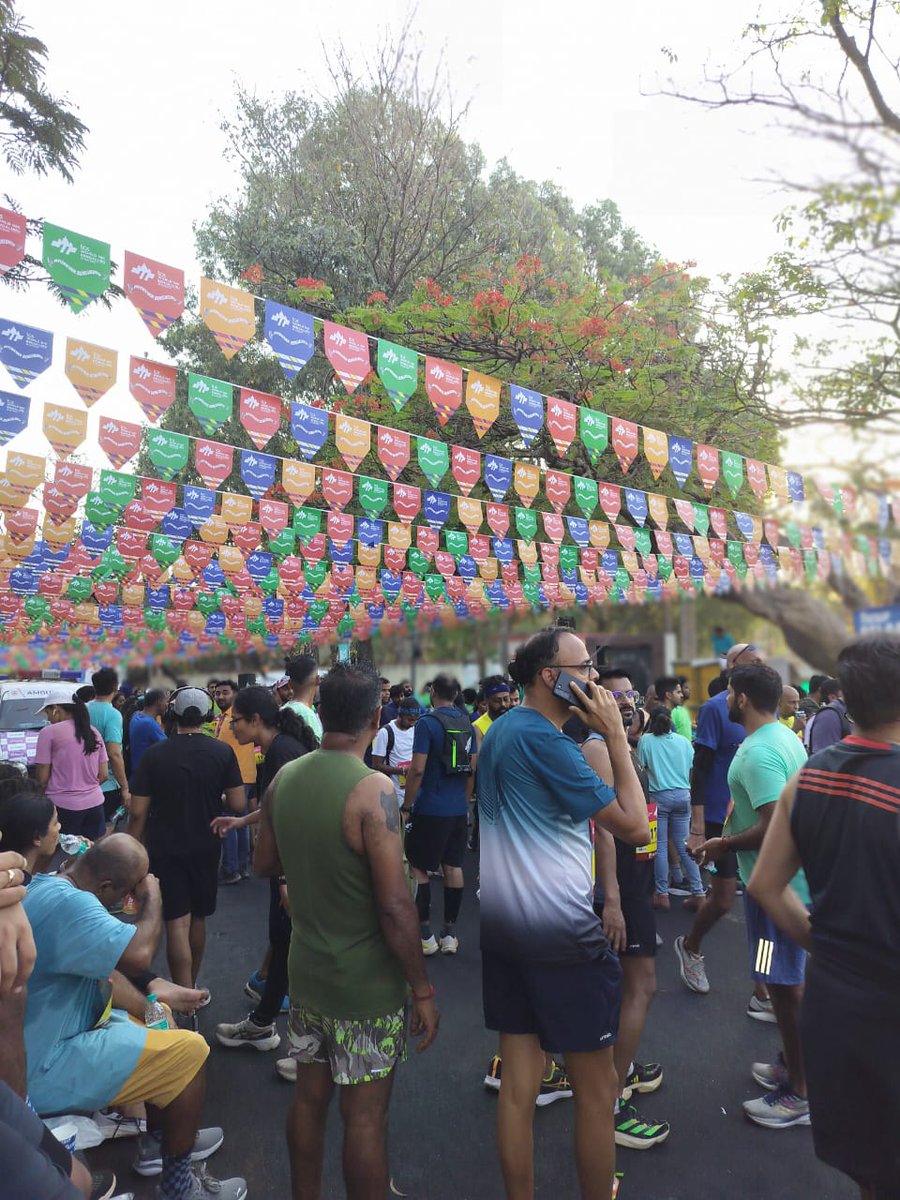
[54, 460, 92, 499]
[42, 483, 79, 520]
[434, 551, 456, 577]
[425, 357, 463, 425]
[655, 530, 673, 558]
[764, 520, 780, 546]
[321, 467, 354, 511]
[384, 546, 407, 574]
[5, 507, 37, 544]
[611, 419, 639, 473]
[545, 469, 571, 515]
[142, 479, 177, 518]
[259, 500, 288, 537]
[129, 356, 176, 423]
[194, 440, 234, 490]
[416, 527, 439, 560]
[0, 208, 27, 274]
[98, 416, 142, 469]
[239, 388, 281, 450]
[393, 484, 421, 524]
[696, 444, 720, 492]
[124, 252, 185, 339]
[122, 499, 157, 533]
[542, 513, 565, 545]
[598, 483, 621, 523]
[451, 445, 481, 496]
[468, 534, 489, 562]
[674, 499, 695, 530]
[117, 529, 148, 559]
[709, 508, 728, 539]
[546, 397, 577, 457]
[615, 524, 637, 552]
[232, 523, 261, 556]
[746, 459, 768, 500]
[486, 503, 510, 539]
[324, 321, 371, 394]
[377, 426, 410, 482]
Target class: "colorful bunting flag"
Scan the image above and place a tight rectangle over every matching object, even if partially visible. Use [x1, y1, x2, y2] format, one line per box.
[200, 277, 256, 359]
[465, 371, 501, 438]
[513, 462, 540, 508]
[42, 403, 86, 457]
[335, 415, 371, 472]
[611, 419, 639, 473]
[194, 440, 234, 490]
[98, 416, 141, 470]
[376, 425, 410, 482]
[264, 300, 315, 379]
[377, 339, 418, 411]
[321, 468, 354, 511]
[123, 251, 185, 338]
[129, 356, 176, 423]
[574, 476, 598, 519]
[696, 444, 719, 492]
[0, 320, 53, 390]
[545, 469, 571, 515]
[484, 455, 512, 503]
[425, 357, 462, 425]
[668, 435, 693, 487]
[746, 459, 768, 501]
[546, 396, 577, 457]
[451, 445, 481, 496]
[62, 338, 116, 408]
[240, 449, 276, 499]
[282, 460, 316, 504]
[239, 388, 281, 450]
[599, 483, 621, 523]
[647, 494, 669, 529]
[0, 209, 26, 275]
[324, 321, 371, 393]
[510, 385, 543, 447]
[721, 451, 744, 498]
[417, 437, 449, 488]
[43, 223, 110, 313]
[147, 429, 189, 482]
[187, 372, 233, 435]
[0, 391, 30, 447]
[642, 426, 669, 480]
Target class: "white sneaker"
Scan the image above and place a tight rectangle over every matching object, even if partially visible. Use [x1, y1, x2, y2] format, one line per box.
[439, 933, 459, 955]
[215, 1015, 280, 1051]
[92, 1110, 146, 1139]
[421, 935, 439, 956]
[276, 1057, 297, 1082]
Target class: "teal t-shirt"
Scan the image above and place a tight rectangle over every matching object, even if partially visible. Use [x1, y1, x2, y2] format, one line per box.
[282, 700, 323, 743]
[726, 721, 809, 901]
[87, 700, 123, 793]
[671, 705, 693, 740]
[637, 730, 694, 792]
[23, 874, 146, 1113]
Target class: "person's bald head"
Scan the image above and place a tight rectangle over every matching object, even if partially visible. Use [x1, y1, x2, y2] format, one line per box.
[71, 833, 148, 909]
[780, 685, 800, 719]
[726, 642, 765, 670]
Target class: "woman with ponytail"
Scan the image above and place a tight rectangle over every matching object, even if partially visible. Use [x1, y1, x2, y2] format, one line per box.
[212, 686, 317, 1059]
[33, 685, 109, 840]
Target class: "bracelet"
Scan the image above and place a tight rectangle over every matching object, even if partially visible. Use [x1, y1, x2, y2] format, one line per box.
[412, 983, 435, 1001]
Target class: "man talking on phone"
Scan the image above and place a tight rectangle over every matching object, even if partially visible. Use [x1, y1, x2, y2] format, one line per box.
[478, 626, 649, 1200]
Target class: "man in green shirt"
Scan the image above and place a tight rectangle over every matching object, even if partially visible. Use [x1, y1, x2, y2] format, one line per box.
[255, 662, 438, 1199]
[654, 675, 692, 740]
[693, 663, 809, 1131]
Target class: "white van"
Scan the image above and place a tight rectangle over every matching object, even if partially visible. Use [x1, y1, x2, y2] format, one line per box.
[0, 680, 59, 767]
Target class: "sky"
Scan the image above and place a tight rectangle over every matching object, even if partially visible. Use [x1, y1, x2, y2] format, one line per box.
[4, 0, 845, 473]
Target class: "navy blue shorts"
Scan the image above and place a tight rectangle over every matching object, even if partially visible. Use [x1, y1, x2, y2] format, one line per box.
[482, 949, 622, 1054]
[744, 893, 807, 986]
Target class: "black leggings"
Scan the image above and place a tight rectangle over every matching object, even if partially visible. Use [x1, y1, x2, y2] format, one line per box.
[254, 879, 291, 1025]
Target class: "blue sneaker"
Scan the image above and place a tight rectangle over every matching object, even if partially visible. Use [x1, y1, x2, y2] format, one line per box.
[280, 993, 290, 1014]
[244, 971, 265, 1003]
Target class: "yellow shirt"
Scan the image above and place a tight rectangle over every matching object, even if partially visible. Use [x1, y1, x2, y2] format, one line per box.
[215, 711, 258, 785]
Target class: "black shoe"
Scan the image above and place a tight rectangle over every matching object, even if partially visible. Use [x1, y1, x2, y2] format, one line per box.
[90, 1169, 117, 1200]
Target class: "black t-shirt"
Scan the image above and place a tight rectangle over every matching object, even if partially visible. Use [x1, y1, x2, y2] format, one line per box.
[259, 733, 310, 794]
[132, 732, 243, 857]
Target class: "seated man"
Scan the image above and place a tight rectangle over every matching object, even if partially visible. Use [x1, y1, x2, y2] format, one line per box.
[23, 834, 247, 1200]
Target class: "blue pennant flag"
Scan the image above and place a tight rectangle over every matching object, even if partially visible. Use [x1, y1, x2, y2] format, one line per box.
[668, 435, 693, 487]
[161, 508, 192, 541]
[241, 449, 276, 499]
[0, 321, 53, 390]
[484, 454, 512, 501]
[734, 512, 756, 541]
[183, 486, 216, 526]
[674, 533, 694, 557]
[787, 471, 805, 503]
[493, 537, 514, 562]
[264, 301, 315, 380]
[566, 516, 590, 546]
[81, 521, 113, 553]
[247, 552, 273, 582]
[329, 541, 353, 563]
[624, 488, 648, 526]
[510, 385, 543, 447]
[357, 518, 384, 546]
[290, 402, 329, 460]
[602, 549, 619, 574]
[0, 390, 30, 446]
[202, 561, 225, 589]
[457, 555, 477, 580]
[423, 490, 451, 529]
[147, 585, 171, 610]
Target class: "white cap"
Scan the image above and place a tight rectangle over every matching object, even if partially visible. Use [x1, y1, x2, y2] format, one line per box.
[171, 687, 211, 718]
[36, 684, 80, 712]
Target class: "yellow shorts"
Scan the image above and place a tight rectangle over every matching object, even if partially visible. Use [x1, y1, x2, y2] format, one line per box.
[111, 1026, 209, 1109]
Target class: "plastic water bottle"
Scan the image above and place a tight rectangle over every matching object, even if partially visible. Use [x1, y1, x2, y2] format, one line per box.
[58, 834, 90, 857]
[144, 993, 168, 1031]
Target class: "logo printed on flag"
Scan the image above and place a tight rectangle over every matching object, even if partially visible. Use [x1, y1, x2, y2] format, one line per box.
[0, 321, 53, 390]
[124, 252, 185, 338]
[425, 357, 462, 425]
[264, 301, 315, 379]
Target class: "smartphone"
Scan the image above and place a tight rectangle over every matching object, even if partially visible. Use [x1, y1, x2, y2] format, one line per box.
[552, 670, 590, 708]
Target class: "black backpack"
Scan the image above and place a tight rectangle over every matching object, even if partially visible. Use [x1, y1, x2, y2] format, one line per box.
[428, 708, 474, 775]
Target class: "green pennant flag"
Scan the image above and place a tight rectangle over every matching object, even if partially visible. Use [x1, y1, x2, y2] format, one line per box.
[293, 507, 322, 544]
[614, 567, 631, 593]
[188, 372, 233, 436]
[515, 506, 538, 543]
[721, 452, 744, 498]
[559, 545, 579, 574]
[43, 222, 111, 313]
[445, 530, 469, 560]
[832, 485, 844, 516]
[408, 548, 429, 578]
[357, 476, 389, 517]
[197, 593, 220, 616]
[25, 596, 50, 621]
[305, 562, 328, 591]
[148, 429, 189, 481]
[522, 581, 541, 606]
[417, 437, 449, 488]
[377, 339, 419, 412]
[267, 529, 296, 559]
[785, 521, 802, 549]
[692, 503, 710, 538]
[734, 557, 748, 579]
[308, 598, 329, 622]
[67, 577, 92, 602]
[580, 409, 609, 464]
[523, 563, 542, 585]
[150, 534, 181, 568]
[260, 567, 281, 594]
[425, 573, 446, 601]
[657, 554, 673, 581]
[84, 492, 120, 530]
[634, 528, 653, 557]
[145, 610, 168, 632]
[98, 470, 136, 511]
[573, 476, 598, 519]
[726, 541, 745, 567]
[803, 549, 817, 580]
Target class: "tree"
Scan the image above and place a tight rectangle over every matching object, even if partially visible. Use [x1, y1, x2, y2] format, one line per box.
[0, 0, 87, 183]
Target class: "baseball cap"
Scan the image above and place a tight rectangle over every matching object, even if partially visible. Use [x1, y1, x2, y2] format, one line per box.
[36, 684, 80, 712]
[171, 687, 211, 717]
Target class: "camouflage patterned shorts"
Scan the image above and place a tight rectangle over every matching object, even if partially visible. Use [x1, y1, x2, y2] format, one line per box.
[287, 1004, 408, 1085]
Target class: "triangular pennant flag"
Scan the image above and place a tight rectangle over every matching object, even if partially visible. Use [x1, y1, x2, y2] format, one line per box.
[324, 321, 371, 393]
[358, 476, 389, 517]
[746, 459, 768, 500]
[451, 445, 481, 496]
[377, 426, 410, 482]
[624, 488, 648, 526]
[424, 357, 463, 425]
[42, 403, 86, 458]
[458, 497, 483, 536]
[648, 494, 669, 529]
[611, 418, 639, 473]
[465, 371, 501, 437]
[200, 277, 256, 359]
[239, 388, 281, 450]
[546, 396, 577, 457]
[721, 451, 744, 498]
[282, 461, 316, 505]
[696, 444, 719, 492]
[674, 498, 695, 530]
[335, 414, 371, 472]
[129, 356, 176, 423]
[598, 483, 621, 523]
[545, 469, 571, 515]
[484, 454, 512, 502]
[486, 503, 510, 539]
[377, 339, 418, 411]
[423, 490, 451, 529]
[643, 427, 669, 480]
[668, 435, 693, 487]
[510, 385, 543, 446]
[264, 301, 315, 379]
[0, 391, 30, 446]
[123, 251, 185, 338]
[240, 449, 276, 499]
[394, 484, 421, 524]
[98, 416, 142, 469]
[513, 462, 540, 508]
[574, 476, 598, 519]
[43, 223, 110, 313]
[580, 408, 608, 465]
[289, 402, 329, 460]
[0, 209, 26, 275]
[147, 429, 189, 482]
[417, 437, 449, 488]
[64, 338, 116, 408]
[194, 440, 234, 490]
[693, 503, 710, 537]
[0, 321, 53, 390]
[187, 372, 233, 435]
[321, 468, 354, 511]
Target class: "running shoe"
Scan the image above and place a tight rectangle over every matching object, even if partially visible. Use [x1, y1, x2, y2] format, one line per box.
[219, 871, 241, 886]
[276, 1057, 297, 1083]
[668, 883, 691, 897]
[421, 935, 439, 956]
[747, 993, 777, 1023]
[535, 1062, 573, 1107]
[743, 1086, 810, 1128]
[132, 1127, 224, 1177]
[674, 935, 710, 994]
[621, 1061, 663, 1101]
[244, 970, 265, 1002]
[92, 1110, 146, 1139]
[751, 1053, 788, 1092]
[177, 1164, 248, 1199]
[439, 932, 459, 955]
[614, 1103, 670, 1148]
[215, 1015, 280, 1051]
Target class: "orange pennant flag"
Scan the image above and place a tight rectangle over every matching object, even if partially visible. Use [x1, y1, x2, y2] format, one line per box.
[588, 521, 611, 551]
[457, 496, 483, 535]
[642, 427, 669, 481]
[42, 513, 77, 550]
[335, 415, 371, 473]
[357, 543, 381, 568]
[4, 451, 45, 495]
[282, 461, 317, 504]
[517, 540, 539, 565]
[200, 277, 256, 359]
[465, 371, 501, 438]
[221, 493, 253, 528]
[387, 522, 412, 551]
[219, 546, 245, 575]
[65, 338, 117, 408]
[199, 515, 229, 545]
[42, 403, 87, 457]
[647, 494, 669, 529]
[513, 462, 541, 508]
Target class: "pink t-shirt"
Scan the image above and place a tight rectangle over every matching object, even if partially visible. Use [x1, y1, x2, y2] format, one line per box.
[34, 720, 108, 811]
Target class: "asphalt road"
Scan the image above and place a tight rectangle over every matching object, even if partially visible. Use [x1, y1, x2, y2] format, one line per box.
[91, 864, 856, 1200]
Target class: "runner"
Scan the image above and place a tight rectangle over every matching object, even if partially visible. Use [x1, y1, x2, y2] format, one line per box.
[371, 698, 421, 811]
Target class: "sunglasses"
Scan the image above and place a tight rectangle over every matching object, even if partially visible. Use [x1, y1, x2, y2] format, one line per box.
[608, 689, 636, 701]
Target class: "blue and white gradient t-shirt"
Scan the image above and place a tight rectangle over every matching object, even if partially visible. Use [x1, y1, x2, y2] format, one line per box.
[478, 706, 616, 964]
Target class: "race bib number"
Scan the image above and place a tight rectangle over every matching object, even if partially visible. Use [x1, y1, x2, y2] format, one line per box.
[635, 801, 657, 860]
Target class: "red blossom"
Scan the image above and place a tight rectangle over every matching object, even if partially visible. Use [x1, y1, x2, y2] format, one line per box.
[367, 291, 389, 305]
[610, 357, 626, 373]
[241, 264, 263, 286]
[294, 276, 327, 290]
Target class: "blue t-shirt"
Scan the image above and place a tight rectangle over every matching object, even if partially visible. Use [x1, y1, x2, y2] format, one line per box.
[694, 691, 745, 823]
[129, 711, 166, 780]
[478, 706, 615, 963]
[637, 731, 694, 793]
[410, 706, 472, 816]
[87, 700, 123, 794]
[23, 874, 146, 1114]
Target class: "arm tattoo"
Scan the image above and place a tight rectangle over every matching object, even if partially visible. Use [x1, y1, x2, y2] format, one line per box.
[378, 786, 401, 834]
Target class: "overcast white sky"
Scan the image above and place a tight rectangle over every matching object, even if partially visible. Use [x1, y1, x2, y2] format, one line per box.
[4, 0, 843, 471]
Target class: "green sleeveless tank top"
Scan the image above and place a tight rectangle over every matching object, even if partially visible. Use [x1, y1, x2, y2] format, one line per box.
[272, 748, 407, 1019]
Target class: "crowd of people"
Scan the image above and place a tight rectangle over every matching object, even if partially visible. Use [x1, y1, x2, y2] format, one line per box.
[0, 630, 897, 1200]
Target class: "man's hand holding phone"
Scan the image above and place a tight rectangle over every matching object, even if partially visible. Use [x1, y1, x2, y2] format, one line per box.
[567, 678, 626, 742]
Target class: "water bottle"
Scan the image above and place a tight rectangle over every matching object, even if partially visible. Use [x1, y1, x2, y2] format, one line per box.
[144, 993, 168, 1031]
[59, 834, 90, 857]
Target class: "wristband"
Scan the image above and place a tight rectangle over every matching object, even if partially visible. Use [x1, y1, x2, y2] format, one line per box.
[412, 983, 435, 1001]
